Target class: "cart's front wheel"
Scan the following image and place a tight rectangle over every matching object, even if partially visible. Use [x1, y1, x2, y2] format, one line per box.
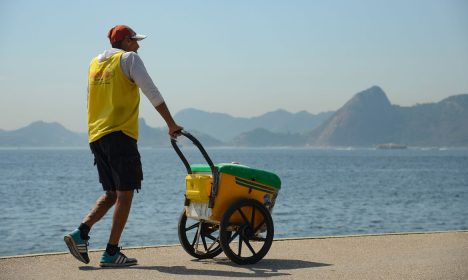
[178, 210, 223, 259]
[219, 199, 274, 265]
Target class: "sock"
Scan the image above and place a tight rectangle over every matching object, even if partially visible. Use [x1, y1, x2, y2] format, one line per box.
[78, 223, 90, 240]
[106, 243, 119, 256]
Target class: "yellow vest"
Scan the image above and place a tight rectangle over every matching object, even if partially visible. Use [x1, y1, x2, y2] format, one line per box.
[87, 52, 140, 142]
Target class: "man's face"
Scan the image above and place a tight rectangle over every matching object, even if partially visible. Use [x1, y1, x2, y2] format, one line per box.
[121, 37, 140, 53]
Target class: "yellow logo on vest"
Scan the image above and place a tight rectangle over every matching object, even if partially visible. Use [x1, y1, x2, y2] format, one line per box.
[89, 69, 115, 85]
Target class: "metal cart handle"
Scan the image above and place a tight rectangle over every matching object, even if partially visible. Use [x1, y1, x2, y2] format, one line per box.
[170, 130, 215, 174]
[170, 130, 219, 208]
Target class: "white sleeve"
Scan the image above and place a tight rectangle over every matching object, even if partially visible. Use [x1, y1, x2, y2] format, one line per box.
[121, 52, 165, 107]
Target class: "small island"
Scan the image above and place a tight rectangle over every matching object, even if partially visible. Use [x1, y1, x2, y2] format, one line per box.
[376, 143, 407, 149]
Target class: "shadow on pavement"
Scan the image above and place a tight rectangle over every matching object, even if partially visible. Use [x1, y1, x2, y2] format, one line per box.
[79, 258, 332, 278]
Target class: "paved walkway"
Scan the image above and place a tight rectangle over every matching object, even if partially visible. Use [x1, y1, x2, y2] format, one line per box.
[1, 231, 467, 280]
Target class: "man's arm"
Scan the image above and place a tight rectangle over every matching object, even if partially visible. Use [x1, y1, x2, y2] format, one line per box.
[123, 52, 165, 107]
[123, 52, 182, 137]
[155, 102, 183, 138]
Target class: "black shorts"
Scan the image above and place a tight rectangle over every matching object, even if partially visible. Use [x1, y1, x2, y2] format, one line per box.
[90, 131, 143, 192]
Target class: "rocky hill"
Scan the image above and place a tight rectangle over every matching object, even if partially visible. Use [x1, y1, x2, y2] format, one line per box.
[307, 86, 468, 147]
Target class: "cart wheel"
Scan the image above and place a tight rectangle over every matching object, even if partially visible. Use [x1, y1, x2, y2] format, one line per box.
[219, 199, 274, 265]
[178, 210, 224, 259]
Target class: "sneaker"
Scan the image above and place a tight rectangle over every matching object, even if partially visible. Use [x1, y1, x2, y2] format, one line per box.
[99, 248, 138, 267]
[64, 229, 90, 264]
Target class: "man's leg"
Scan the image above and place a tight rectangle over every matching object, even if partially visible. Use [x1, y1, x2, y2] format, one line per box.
[82, 191, 117, 227]
[100, 190, 138, 267]
[108, 190, 134, 244]
[64, 191, 117, 264]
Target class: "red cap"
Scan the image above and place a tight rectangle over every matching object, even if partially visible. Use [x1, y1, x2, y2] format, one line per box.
[107, 25, 147, 44]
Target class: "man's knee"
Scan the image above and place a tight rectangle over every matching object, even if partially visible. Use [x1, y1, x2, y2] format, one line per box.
[116, 190, 134, 202]
[104, 191, 117, 204]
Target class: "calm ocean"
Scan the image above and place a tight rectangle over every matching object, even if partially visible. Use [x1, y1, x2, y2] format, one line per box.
[1, 147, 467, 257]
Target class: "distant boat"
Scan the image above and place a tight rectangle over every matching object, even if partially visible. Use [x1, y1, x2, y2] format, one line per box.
[376, 143, 407, 149]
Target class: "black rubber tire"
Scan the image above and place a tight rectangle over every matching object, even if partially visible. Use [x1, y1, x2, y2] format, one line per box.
[178, 209, 224, 259]
[219, 199, 274, 265]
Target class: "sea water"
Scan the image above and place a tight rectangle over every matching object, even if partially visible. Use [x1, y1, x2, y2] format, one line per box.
[1, 147, 467, 256]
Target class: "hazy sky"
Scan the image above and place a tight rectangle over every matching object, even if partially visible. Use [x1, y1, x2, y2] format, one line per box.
[1, 0, 467, 132]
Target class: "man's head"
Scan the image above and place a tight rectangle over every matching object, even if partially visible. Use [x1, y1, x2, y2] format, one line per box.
[108, 25, 146, 52]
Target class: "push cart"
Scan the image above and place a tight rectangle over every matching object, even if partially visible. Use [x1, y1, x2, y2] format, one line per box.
[171, 131, 281, 265]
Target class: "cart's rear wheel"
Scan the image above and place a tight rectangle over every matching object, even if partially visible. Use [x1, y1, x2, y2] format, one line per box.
[178, 210, 223, 259]
[219, 199, 274, 265]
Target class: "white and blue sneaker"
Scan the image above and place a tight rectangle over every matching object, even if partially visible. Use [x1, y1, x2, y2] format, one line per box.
[64, 229, 90, 264]
[100, 248, 138, 267]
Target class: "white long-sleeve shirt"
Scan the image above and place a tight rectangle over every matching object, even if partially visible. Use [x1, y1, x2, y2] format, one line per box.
[92, 48, 165, 107]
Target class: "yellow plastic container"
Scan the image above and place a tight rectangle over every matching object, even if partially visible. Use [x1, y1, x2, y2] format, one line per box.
[210, 173, 278, 224]
[185, 174, 212, 203]
[185, 165, 279, 225]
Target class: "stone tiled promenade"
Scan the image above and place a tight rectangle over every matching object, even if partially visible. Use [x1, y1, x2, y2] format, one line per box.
[1, 231, 467, 280]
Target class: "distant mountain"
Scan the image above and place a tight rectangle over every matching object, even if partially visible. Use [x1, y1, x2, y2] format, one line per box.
[174, 108, 333, 142]
[0, 121, 87, 147]
[308, 86, 398, 146]
[0, 119, 224, 147]
[138, 119, 171, 147]
[2, 88, 467, 147]
[308, 86, 468, 147]
[395, 94, 468, 146]
[231, 128, 306, 147]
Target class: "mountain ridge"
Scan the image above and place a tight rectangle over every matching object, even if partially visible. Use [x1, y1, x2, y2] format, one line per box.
[174, 108, 333, 142]
[1, 87, 467, 147]
[0, 121, 87, 147]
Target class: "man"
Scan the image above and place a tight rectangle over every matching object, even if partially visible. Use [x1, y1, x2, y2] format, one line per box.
[64, 25, 183, 267]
